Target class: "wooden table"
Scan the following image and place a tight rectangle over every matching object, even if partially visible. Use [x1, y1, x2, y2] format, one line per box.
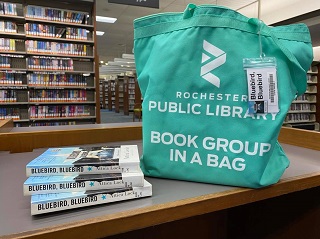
[0, 140, 319, 239]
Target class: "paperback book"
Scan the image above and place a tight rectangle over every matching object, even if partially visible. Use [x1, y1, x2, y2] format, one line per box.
[24, 171, 144, 195]
[26, 145, 140, 176]
[31, 179, 152, 215]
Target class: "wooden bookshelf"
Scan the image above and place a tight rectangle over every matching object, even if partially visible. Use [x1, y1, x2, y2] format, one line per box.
[123, 75, 140, 115]
[115, 76, 124, 113]
[123, 76, 129, 115]
[99, 78, 107, 109]
[108, 79, 115, 111]
[0, 0, 99, 127]
[284, 61, 319, 130]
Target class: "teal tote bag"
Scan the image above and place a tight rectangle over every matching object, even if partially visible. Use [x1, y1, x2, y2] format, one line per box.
[133, 4, 313, 188]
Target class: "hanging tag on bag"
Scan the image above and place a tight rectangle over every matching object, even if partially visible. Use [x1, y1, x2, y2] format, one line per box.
[243, 57, 279, 114]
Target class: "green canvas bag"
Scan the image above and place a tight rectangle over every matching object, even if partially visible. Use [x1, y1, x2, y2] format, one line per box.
[133, 4, 313, 188]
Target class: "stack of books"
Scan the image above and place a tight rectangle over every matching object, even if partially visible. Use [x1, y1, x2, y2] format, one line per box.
[24, 145, 152, 215]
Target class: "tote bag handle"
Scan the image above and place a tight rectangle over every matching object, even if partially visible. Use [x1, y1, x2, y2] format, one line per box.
[182, 5, 308, 96]
[248, 18, 307, 96]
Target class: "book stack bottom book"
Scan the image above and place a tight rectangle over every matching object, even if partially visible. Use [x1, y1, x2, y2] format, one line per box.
[23, 145, 152, 215]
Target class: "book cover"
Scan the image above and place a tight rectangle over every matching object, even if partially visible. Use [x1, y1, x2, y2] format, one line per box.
[31, 179, 152, 215]
[26, 145, 140, 176]
[24, 170, 144, 195]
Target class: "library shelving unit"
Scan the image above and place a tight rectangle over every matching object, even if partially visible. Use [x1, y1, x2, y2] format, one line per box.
[123, 75, 136, 115]
[108, 78, 115, 111]
[284, 61, 319, 130]
[99, 78, 107, 109]
[0, 0, 99, 127]
[114, 75, 124, 113]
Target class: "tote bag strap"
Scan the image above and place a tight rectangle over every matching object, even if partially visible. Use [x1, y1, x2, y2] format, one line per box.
[248, 18, 307, 96]
[135, 6, 309, 96]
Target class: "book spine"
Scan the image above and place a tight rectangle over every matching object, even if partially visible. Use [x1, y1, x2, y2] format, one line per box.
[26, 164, 141, 176]
[31, 184, 152, 215]
[24, 174, 144, 195]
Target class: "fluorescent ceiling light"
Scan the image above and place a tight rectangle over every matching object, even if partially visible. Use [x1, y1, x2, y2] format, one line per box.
[114, 58, 135, 64]
[122, 54, 134, 59]
[96, 16, 117, 23]
[96, 31, 105, 36]
[108, 61, 135, 67]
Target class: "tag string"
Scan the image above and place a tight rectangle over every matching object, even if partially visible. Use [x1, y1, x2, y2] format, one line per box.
[258, 20, 266, 59]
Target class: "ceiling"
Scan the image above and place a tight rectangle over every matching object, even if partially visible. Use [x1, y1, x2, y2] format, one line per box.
[95, 0, 320, 67]
[96, 0, 259, 64]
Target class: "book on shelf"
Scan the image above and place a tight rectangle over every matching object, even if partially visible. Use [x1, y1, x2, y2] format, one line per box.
[0, 107, 19, 119]
[0, 21, 17, 33]
[0, 38, 16, 51]
[0, 89, 16, 102]
[27, 73, 88, 86]
[24, 170, 145, 195]
[30, 121, 77, 127]
[26, 5, 87, 24]
[29, 89, 87, 102]
[30, 105, 91, 119]
[0, 2, 17, 16]
[26, 40, 88, 56]
[66, 27, 87, 40]
[55, 27, 66, 38]
[30, 179, 152, 215]
[26, 145, 141, 176]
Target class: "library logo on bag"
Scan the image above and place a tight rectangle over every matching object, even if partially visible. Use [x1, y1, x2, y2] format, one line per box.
[201, 40, 226, 88]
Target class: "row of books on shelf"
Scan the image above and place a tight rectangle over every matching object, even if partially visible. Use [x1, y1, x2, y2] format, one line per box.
[0, 20, 17, 33]
[289, 103, 314, 112]
[29, 89, 88, 102]
[28, 73, 88, 86]
[0, 3, 90, 25]
[30, 105, 91, 118]
[0, 2, 17, 16]
[0, 22, 90, 40]
[26, 23, 88, 40]
[0, 38, 17, 51]
[66, 27, 88, 40]
[0, 54, 23, 68]
[26, 23, 60, 38]
[26, 5, 89, 24]
[0, 73, 90, 86]
[23, 145, 152, 215]
[0, 72, 23, 84]
[294, 94, 316, 103]
[307, 75, 317, 83]
[30, 121, 77, 127]
[306, 85, 317, 93]
[285, 113, 314, 122]
[0, 89, 16, 102]
[0, 55, 77, 70]
[0, 105, 94, 121]
[26, 40, 88, 55]
[0, 107, 19, 119]
[27, 57, 73, 70]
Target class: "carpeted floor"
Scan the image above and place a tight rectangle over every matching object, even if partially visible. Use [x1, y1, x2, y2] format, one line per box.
[100, 109, 140, 123]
